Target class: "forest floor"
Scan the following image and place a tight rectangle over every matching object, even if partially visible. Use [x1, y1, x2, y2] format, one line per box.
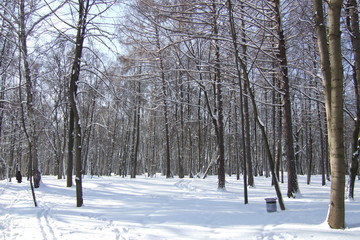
[0, 174, 359, 240]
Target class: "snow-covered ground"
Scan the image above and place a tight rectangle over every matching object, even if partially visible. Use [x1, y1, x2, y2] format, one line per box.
[0, 174, 359, 240]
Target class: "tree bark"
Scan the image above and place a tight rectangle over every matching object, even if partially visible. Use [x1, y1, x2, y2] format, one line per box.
[243, 66, 286, 211]
[19, 0, 38, 206]
[314, 0, 345, 229]
[345, 0, 360, 200]
[227, 0, 248, 202]
[154, 24, 172, 178]
[130, 81, 141, 178]
[68, 0, 91, 207]
[269, 0, 299, 198]
[66, 109, 74, 187]
[236, 47, 286, 210]
[327, 0, 345, 229]
[212, 0, 226, 190]
[239, 0, 254, 188]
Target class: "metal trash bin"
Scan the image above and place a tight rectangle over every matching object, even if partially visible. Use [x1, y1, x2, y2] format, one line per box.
[265, 198, 277, 212]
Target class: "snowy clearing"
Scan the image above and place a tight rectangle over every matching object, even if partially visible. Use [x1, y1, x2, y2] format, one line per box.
[0, 175, 359, 240]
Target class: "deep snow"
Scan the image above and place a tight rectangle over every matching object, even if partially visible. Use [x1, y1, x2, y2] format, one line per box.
[0, 174, 359, 240]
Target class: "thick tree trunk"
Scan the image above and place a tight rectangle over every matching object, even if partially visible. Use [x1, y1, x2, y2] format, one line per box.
[327, 0, 345, 229]
[314, 0, 345, 229]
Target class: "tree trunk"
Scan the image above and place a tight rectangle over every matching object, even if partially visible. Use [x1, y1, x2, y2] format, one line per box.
[227, 0, 248, 202]
[314, 0, 345, 229]
[68, 0, 91, 207]
[81, 97, 96, 175]
[327, 0, 345, 229]
[66, 109, 74, 187]
[236, 48, 286, 210]
[130, 80, 141, 178]
[345, 0, 360, 200]
[316, 79, 327, 186]
[197, 89, 203, 176]
[153, 23, 172, 178]
[306, 126, 313, 185]
[211, 0, 225, 190]
[19, 0, 38, 206]
[269, 0, 299, 198]
[239, 1, 254, 188]
[175, 73, 185, 179]
[244, 68, 286, 210]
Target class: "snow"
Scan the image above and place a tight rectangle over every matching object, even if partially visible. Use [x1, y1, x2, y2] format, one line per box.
[257, 116, 265, 128]
[1, 174, 359, 240]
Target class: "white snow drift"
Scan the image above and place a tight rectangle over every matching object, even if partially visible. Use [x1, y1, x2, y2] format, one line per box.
[1, 174, 359, 240]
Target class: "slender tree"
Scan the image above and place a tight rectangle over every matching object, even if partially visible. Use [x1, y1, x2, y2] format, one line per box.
[211, 0, 226, 189]
[269, 0, 299, 198]
[227, 0, 248, 203]
[130, 79, 141, 178]
[0, 0, 66, 205]
[345, 0, 360, 200]
[68, 0, 92, 207]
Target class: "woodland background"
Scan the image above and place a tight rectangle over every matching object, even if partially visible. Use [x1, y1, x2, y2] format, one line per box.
[0, 0, 358, 195]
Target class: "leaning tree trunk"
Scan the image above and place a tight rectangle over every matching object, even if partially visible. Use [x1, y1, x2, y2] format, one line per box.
[227, 0, 248, 203]
[233, 25, 285, 209]
[241, 60, 286, 211]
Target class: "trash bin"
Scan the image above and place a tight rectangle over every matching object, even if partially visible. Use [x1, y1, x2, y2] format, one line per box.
[265, 198, 277, 212]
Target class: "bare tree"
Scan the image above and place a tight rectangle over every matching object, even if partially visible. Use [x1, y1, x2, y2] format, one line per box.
[313, 0, 346, 229]
[227, 0, 248, 203]
[268, 0, 299, 198]
[0, 0, 66, 206]
[345, 0, 360, 200]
